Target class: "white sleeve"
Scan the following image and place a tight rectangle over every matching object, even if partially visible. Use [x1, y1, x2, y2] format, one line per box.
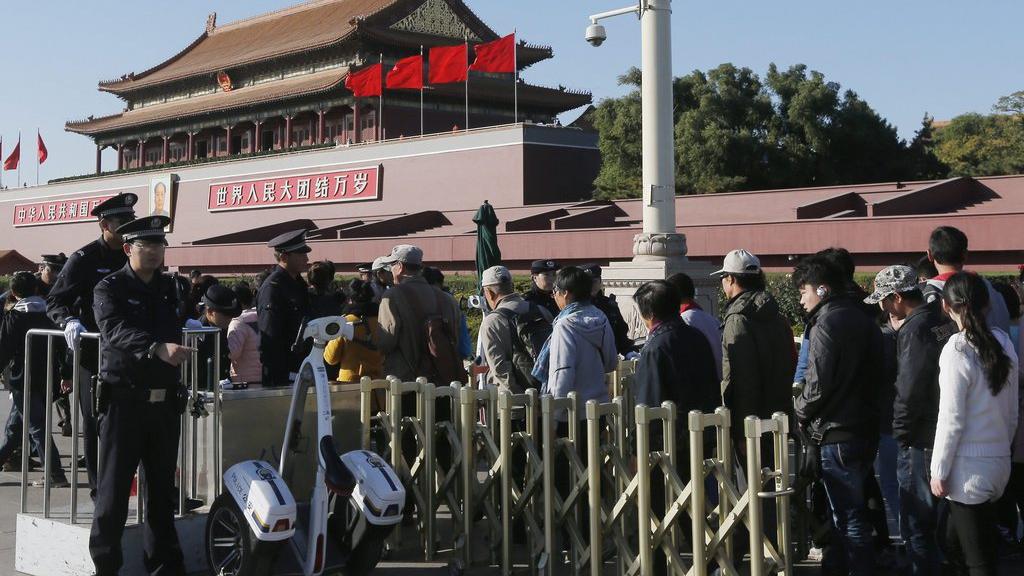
[931, 341, 970, 481]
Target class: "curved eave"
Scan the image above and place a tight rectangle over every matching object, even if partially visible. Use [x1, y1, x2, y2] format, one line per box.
[98, 31, 209, 95]
[68, 68, 350, 136]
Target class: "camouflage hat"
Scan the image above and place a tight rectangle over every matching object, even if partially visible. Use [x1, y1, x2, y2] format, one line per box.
[864, 265, 918, 304]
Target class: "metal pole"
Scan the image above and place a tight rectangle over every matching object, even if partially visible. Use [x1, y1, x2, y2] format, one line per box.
[773, 412, 793, 576]
[422, 382, 436, 560]
[640, 0, 676, 236]
[541, 395, 556, 576]
[745, 416, 764, 576]
[42, 337, 54, 517]
[464, 38, 470, 131]
[20, 332, 33, 513]
[178, 350, 187, 516]
[213, 337, 222, 497]
[586, 401, 602, 576]
[460, 387, 475, 566]
[636, 405, 653, 576]
[717, 407, 733, 562]
[689, 411, 707, 575]
[513, 29, 519, 124]
[499, 391, 512, 576]
[70, 338, 81, 523]
[189, 338, 198, 499]
[420, 45, 425, 136]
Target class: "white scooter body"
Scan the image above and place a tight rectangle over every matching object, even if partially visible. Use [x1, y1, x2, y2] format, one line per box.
[215, 316, 405, 576]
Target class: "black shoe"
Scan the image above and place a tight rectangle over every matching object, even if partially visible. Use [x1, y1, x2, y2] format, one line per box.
[33, 475, 71, 488]
[61, 424, 73, 437]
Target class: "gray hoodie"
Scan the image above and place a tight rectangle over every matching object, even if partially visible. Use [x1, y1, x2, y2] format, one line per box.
[542, 303, 617, 414]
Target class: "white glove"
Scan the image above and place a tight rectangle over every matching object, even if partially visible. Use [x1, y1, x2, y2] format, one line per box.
[184, 318, 203, 330]
[625, 351, 641, 361]
[63, 319, 84, 349]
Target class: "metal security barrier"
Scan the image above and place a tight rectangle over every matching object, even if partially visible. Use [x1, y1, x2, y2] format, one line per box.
[359, 376, 392, 454]
[179, 327, 223, 515]
[541, 393, 593, 575]
[499, 389, 543, 576]
[459, 385, 502, 567]
[420, 381, 463, 560]
[743, 414, 794, 576]
[585, 397, 637, 576]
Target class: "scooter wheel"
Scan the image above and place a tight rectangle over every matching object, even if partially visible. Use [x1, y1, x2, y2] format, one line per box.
[206, 493, 282, 576]
[342, 523, 392, 576]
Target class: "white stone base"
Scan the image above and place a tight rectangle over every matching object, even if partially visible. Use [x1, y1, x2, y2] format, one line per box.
[16, 513, 208, 576]
[601, 256, 720, 340]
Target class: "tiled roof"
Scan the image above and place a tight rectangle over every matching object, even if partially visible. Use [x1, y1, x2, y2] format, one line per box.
[68, 68, 348, 135]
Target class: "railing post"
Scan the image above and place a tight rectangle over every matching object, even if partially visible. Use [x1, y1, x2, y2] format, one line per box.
[689, 410, 708, 576]
[745, 416, 764, 576]
[773, 412, 793, 576]
[716, 406, 733, 561]
[586, 400, 602, 576]
[499, 390, 513, 576]
[636, 404, 653, 576]
[541, 395, 557, 576]
[420, 379, 436, 560]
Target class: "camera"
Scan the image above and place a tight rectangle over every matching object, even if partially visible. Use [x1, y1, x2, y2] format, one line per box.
[585, 24, 607, 47]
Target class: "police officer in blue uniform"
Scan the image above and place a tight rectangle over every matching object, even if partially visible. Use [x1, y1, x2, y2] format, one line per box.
[89, 215, 192, 576]
[46, 192, 137, 495]
[257, 229, 311, 387]
[524, 259, 561, 318]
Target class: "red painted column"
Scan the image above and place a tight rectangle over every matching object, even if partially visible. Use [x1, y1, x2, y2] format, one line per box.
[353, 104, 361, 144]
[284, 116, 292, 148]
[254, 120, 262, 152]
[161, 136, 169, 164]
[187, 132, 194, 161]
[137, 140, 144, 168]
[95, 145, 102, 174]
[225, 125, 232, 156]
[117, 143, 124, 171]
[317, 110, 325, 144]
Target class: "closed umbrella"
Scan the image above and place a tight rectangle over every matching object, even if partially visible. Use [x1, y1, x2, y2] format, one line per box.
[473, 200, 502, 288]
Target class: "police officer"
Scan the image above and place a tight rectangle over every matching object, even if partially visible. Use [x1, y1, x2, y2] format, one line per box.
[36, 253, 67, 297]
[356, 262, 373, 283]
[257, 229, 311, 387]
[580, 263, 637, 356]
[89, 215, 192, 576]
[46, 192, 137, 495]
[524, 259, 561, 318]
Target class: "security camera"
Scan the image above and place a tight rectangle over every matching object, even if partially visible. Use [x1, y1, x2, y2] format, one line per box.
[585, 23, 607, 47]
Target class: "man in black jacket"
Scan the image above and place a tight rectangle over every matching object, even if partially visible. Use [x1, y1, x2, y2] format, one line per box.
[0, 272, 69, 486]
[866, 265, 956, 575]
[257, 229, 311, 387]
[581, 263, 637, 357]
[89, 216, 193, 576]
[793, 255, 884, 576]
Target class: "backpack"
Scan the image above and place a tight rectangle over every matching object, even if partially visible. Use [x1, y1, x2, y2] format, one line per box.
[494, 302, 553, 391]
[398, 284, 468, 385]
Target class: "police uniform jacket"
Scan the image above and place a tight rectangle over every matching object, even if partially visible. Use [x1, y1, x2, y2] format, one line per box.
[93, 263, 183, 391]
[524, 286, 560, 319]
[257, 266, 310, 382]
[593, 293, 636, 355]
[47, 238, 127, 332]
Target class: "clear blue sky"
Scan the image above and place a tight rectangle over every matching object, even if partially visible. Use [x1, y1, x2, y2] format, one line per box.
[0, 0, 1019, 184]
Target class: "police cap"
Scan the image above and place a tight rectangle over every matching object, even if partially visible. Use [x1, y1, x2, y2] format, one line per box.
[579, 263, 602, 278]
[117, 215, 170, 244]
[530, 259, 560, 274]
[91, 193, 138, 220]
[267, 229, 311, 254]
[40, 253, 68, 269]
[356, 262, 373, 273]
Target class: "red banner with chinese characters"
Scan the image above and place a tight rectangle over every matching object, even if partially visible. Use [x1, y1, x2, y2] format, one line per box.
[12, 195, 113, 227]
[207, 165, 381, 212]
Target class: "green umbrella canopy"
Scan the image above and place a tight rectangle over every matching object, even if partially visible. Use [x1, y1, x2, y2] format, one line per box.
[473, 200, 502, 289]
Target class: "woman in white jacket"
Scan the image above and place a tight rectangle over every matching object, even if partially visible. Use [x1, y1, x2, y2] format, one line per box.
[931, 272, 1019, 576]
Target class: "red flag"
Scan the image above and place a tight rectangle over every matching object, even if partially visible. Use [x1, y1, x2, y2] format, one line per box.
[345, 63, 383, 97]
[470, 34, 515, 74]
[37, 131, 47, 165]
[3, 137, 19, 171]
[386, 55, 424, 90]
[429, 44, 468, 84]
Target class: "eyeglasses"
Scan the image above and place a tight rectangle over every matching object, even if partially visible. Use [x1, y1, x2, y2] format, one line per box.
[131, 241, 166, 251]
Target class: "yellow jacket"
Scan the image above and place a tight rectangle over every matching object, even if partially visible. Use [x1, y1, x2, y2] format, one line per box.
[324, 314, 383, 382]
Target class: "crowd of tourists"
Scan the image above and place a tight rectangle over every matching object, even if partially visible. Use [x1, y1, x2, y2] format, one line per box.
[1, 221, 1023, 575]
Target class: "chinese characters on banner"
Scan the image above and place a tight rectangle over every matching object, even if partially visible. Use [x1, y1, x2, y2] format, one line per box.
[207, 165, 381, 212]
[12, 195, 114, 227]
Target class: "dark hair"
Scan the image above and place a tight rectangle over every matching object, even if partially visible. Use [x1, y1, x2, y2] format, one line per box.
[929, 226, 968, 266]
[729, 271, 766, 292]
[915, 255, 938, 280]
[897, 288, 925, 304]
[634, 280, 681, 322]
[791, 255, 844, 291]
[307, 260, 336, 294]
[189, 275, 220, 318]
[10, 271, 37, 299]
[666, 272, 695, 300]
[943, 272, 1011, 394]
[344, 279, 379, 316]
[993, 282, 1021, 321]
[554, 266, 593, 301]
[232, 284, 254, 309]
[423, 266, 445, 287]
[189, 270, 202, 279]
[817, 247, 855, 282]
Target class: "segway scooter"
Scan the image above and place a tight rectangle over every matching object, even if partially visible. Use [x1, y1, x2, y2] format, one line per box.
[205, 316, 405, 576]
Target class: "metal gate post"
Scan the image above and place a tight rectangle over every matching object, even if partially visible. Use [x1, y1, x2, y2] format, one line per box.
[586, 400, 603, 576]
[420, 380, 437, 560]
[688, 410, 708, 576]
[715, 406, 733, 562]
[745, 416, 765, 576]
[635, 404, 654, 576]
[772, 412, 793, 576]
[541, 395, 557, 576]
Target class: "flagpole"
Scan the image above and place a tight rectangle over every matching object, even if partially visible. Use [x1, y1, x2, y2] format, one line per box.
[420, 45, 425, 137]
[464, 37, 470, 131]
[514, 29, 519, 124]
[36, 128, 39, 187]
[17, 131, 21, 188]
[1, 136, 4, 190]
[379, 54, 384, 142]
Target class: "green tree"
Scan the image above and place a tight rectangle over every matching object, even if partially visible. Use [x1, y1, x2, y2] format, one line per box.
[934, 112, 1024, 176]
[592, 71, 643, 199]
[905, 114, 950, 180]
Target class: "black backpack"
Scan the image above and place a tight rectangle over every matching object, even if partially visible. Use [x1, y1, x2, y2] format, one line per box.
[494, 302, 552, 391]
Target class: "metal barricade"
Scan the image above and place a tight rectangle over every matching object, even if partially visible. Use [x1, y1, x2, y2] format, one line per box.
[178, 327, 223, 515]
[387, 376, 427, 547]
[420, 381, 464, 560]
[585, 396, 638, 576]
[742, 413, 793, 576]
[687, 407, 736, 573]
[359, 376, 392, 454]
[20, 329, 100, 524]
[498, 388, 544, 576]
[459, 385, 501, 566]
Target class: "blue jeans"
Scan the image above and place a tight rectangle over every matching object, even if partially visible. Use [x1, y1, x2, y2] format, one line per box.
[0, 388, 62, 473]
[897, 446, 940, 575]
[875, 433, 900, 536]
[820, 438, 877, 576]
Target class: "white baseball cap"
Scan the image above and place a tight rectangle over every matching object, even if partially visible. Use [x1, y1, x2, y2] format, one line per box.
[481, 265, 512, 287]
[711, 249, 762, 277]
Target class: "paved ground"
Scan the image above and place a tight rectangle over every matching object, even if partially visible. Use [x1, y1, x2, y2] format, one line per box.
[2, 389, 1023, 575]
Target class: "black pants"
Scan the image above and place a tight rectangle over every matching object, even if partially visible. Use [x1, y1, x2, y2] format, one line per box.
[996, 462, 1024, 540]
[89, 395, 184, 576]
[78, 365, 98, 495]
[942, 499, 999, 576]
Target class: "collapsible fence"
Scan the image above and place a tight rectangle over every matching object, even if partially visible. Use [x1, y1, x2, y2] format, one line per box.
[359, 367, 796, 576]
